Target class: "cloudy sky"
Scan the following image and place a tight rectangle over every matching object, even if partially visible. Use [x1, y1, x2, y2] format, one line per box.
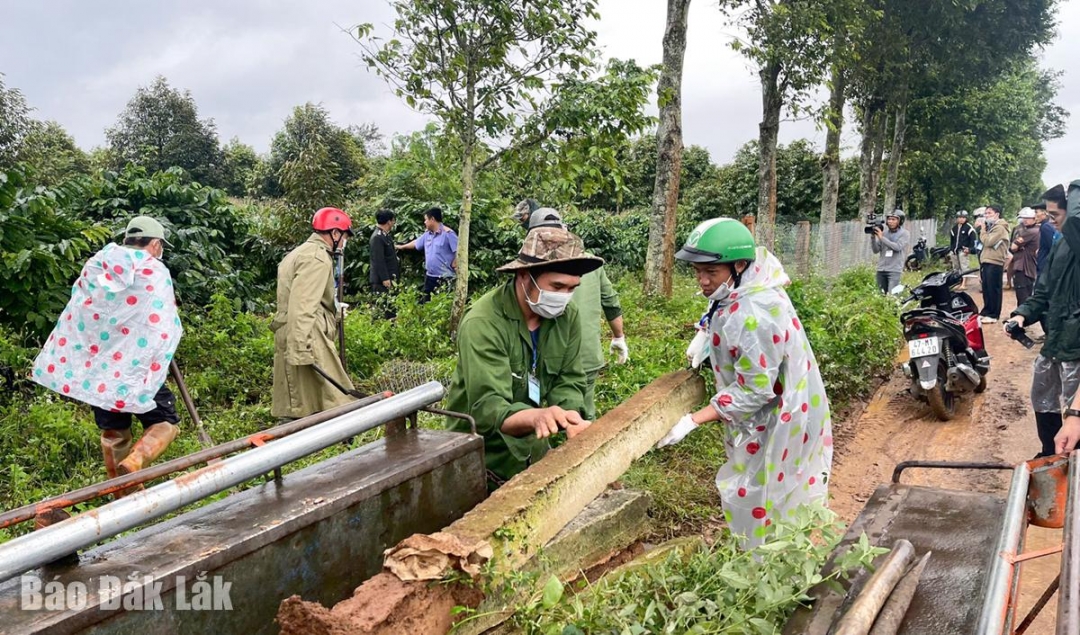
[2, 0, 1077, 188]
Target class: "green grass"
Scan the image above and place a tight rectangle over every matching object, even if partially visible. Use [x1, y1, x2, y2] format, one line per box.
[0, 266, 900, 545]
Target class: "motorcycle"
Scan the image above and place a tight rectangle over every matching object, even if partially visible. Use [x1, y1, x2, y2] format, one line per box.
[905, 232, 952, 271]
[893, 268, 990, 421]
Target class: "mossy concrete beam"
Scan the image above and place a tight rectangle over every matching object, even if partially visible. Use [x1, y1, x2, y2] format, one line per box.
[448, 369, 705, 570]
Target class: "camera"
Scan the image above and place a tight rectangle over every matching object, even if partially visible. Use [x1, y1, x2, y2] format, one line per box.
[1005, 320, 1035, 349]
[864, 212, 885, 235]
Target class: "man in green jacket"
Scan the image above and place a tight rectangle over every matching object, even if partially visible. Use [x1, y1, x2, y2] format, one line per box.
[1008, 183, 1080, 457]
[445, 226, 604, 490]
[521, 207, 628, 419]
[271, 207, 357, 420]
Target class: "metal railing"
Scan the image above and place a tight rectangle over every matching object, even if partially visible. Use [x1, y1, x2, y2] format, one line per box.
[0, 382, 447, 583]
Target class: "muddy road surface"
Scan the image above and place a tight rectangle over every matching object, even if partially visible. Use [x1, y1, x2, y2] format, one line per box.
[829, 287, 1061, 633]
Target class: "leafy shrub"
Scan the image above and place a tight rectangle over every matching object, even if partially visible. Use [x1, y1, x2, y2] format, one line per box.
[482, 505, 885, 635]
[787, 267, 902, 409]
[0, 165, 112, 338]
[562, 207, 650, 272]
[78, 165, 275, 312]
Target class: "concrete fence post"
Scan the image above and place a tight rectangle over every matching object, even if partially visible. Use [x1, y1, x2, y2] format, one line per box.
[796, 221, 812, 279]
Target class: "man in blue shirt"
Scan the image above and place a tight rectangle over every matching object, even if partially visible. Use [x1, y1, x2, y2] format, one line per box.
[397, 206, 458, 303]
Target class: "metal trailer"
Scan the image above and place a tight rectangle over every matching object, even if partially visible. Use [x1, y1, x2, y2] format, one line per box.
[783, 455, 1080, 635]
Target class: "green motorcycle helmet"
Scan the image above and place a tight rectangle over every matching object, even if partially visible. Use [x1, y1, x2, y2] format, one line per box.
[675, 218, 757, 264]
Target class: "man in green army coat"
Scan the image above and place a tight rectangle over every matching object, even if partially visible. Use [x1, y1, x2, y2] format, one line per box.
[271, 207, 357, 420]
[519, 206, 629, 420]
[445, 226, 604, 490]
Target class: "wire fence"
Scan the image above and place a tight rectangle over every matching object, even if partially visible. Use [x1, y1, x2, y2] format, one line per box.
[768, 218, 939, 279]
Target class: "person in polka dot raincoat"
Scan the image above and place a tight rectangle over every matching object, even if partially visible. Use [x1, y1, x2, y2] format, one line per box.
[656, 218, 833, 548]
[31, 216, 183, 490]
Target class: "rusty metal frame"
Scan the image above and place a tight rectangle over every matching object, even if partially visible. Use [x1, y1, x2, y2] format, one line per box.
[1057, 452, 1080, 634]
[0, 392, 391, 530]
[424, 406, 477, 435]
[891, 460, 1015, 484]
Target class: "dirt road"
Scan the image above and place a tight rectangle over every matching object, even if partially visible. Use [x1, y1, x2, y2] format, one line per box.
[829, 287, 1061, 633]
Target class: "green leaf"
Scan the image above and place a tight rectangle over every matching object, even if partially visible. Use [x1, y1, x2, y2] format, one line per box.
[541, 574, 563, 609]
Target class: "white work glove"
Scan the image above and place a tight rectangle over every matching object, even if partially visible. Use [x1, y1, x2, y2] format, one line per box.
[686, 329, 710, 369]
[609, 337, 629, 364]
[335, 301, 350, 317]
[656, 414, 698, 449]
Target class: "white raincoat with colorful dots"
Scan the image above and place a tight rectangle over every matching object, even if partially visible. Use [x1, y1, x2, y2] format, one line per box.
[704, 247, 832, 546]
[31, 243, 182, 413]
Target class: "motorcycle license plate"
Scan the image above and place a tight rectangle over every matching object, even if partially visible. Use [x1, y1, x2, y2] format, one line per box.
[908, 337, 941, 359]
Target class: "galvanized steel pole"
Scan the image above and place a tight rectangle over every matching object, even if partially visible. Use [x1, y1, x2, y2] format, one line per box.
[976, 462, 1031, 635]
[0, 382, 445, 583]
[1057, 452, 1080, 635]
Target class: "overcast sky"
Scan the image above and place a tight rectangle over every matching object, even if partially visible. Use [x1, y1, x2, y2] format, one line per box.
[2, 0, 1077, 189]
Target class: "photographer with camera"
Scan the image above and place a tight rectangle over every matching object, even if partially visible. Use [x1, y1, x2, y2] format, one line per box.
[870, 209, 910, 293]
[1005, 183, 1080, 457]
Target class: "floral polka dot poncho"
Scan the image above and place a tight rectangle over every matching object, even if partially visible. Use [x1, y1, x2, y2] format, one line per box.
[704, 247, 833, 547]
[31, 243, 183, 413]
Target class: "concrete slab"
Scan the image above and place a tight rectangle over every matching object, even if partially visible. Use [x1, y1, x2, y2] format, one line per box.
[537, 488, 652, 581]
[0, 429, 485, 635]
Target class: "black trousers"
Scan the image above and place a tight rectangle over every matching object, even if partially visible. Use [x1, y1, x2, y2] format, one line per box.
[1014, 272, 1035, 308]
[980, 263, 1004, 319]
[421, 275, 452, 304]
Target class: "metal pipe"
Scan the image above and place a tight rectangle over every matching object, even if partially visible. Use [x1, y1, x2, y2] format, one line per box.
[975, 462, 1030, 635]
[1057, 452, 1080, 635]
[0, 382, 444, 583]
[169, 360, 214, 449]
[0, 391, 391, 530]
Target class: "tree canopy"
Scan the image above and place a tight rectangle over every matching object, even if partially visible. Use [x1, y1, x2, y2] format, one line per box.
[105, 76, 223, 187]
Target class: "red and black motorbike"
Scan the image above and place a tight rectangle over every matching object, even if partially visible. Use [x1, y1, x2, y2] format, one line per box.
[895, 269, 990, 420]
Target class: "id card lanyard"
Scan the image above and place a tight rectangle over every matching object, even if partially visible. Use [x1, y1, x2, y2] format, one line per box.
[528, 330, 541, 405]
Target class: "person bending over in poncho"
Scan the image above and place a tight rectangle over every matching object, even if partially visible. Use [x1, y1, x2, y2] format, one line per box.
[656, 218, 833, 548]
[32, 216, 183, 498]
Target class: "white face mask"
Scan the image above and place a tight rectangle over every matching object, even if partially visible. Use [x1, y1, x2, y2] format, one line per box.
[707, 271, 736, 302]
[524, 272, 574, 319]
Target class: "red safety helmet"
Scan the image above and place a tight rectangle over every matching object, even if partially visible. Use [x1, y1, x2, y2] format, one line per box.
[312, 207, 354, 235]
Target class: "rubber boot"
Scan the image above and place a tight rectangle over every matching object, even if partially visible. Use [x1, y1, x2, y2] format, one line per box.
[1034, 411, 1062, 458]
[118, 423, 179, 476]
[100, 429, 135, 479]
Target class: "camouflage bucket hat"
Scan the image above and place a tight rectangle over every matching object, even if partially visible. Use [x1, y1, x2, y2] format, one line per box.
[497, 226, 604, 275]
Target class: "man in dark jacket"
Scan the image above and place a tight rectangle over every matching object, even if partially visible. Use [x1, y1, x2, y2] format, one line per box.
[1007, 182, 1080, 457]
[1032, 200, 1059, 278]
[949, 211, 978, 285]
[369, 209, 399, 293]
[1009, 207, 1041, 307]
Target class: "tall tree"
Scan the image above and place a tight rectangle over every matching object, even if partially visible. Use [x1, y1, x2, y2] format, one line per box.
[358, 0, 604, 330]
[851, 0, 1056, 218]
[220, 137, 261, 198]
[265, 103, 370, 198]
[644, 0, 691, 298]
[720, 0, 835, 250]
[16, 121, 91, 186]
[106, 76, 223, 186]
[899, 61, 1067, 216]
[0, 74, 32, 168]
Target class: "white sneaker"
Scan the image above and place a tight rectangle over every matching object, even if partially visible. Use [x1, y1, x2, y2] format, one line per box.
[980, 316, 998, 324]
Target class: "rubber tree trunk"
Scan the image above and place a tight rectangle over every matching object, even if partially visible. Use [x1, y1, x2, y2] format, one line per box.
[882, 102, 907, 215]
[819, 64, 845, 268]
[450, 143, 474, 333]
[756, 60, 783, 251]
[857, 103, 887, 220]
[644, 0, 691, 298]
